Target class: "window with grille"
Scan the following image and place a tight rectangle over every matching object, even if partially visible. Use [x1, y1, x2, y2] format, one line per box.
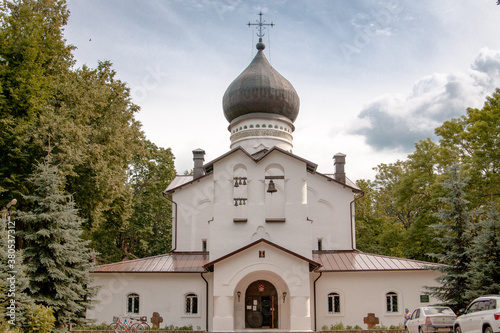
[386, 292, 398, 312]
[127, 293, 140, 314]
[185, 293, 198, 315]
[328, 292, 341, 314]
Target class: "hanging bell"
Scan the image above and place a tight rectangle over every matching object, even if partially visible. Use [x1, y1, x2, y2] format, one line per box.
[267, 180, 277, 194]
[234, 179, 239, 187]
[234, 199, 238, 206]
[242, 178, 247, 185]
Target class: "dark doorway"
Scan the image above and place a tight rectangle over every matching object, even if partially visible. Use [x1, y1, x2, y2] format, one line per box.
[245, 280, 278, 329]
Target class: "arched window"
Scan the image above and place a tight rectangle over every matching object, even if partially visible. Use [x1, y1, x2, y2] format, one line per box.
[265, 165, 285, 221]
[127, 293, 140, 314]
[233, 165, 248, 221]
[328, 292, 341, 314]
[386, 292, 398, 313]
[185, 293, 198, 315]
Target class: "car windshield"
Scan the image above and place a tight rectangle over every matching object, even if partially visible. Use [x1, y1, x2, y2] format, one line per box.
[423, 307, 455, 315]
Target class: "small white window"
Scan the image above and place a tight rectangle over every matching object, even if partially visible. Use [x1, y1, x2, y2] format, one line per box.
[185, 293, 198, 314]
[127, 293, 140, 314]
[328, 292, 340, 314]
[386, 292, 398, 313]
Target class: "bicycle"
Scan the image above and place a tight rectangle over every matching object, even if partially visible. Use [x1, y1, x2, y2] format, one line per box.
[107, 314, 151, 332]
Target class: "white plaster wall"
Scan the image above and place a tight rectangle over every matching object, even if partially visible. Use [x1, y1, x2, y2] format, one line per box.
[307, 174, 355, 251]
[173, 175, 213, 252]
[211, 242, 312, 332]
[208, 149, 312, 260]
[313, 270, 442, 329]
[87, 273, 209, 330]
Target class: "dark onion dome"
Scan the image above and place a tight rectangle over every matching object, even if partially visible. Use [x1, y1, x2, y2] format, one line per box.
[223, 43, 300, 124]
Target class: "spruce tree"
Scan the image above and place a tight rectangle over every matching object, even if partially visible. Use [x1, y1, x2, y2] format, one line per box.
[427, 165, 476, 311]
[18, 156, 97, 330]
[465, 206, 500, 299]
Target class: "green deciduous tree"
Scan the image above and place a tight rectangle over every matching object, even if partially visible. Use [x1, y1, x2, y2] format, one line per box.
[18, 156, 98, 330]
[0, 0, 174, 264]
[91, 141, 176, 263]
[127, 141, 176, 258]
[32, 61, 146, 238]
[0, 0, 74, 199]
[356, 88, 500, 270]
[355, 179, 404, 257]
[436, 88, 500, 209]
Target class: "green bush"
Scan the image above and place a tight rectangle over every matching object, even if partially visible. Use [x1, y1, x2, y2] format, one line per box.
[26, 305, 55, 333]
[330, 322, 346, 330]
[390, 325, 404, 329]
[164, 324, 194, 330]
[72, 322, 109, 330]
[0, 322, 22, 333]
[354, 325, 363, 330]
[372, 324, 388, 329]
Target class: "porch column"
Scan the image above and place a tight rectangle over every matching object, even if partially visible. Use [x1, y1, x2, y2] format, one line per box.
[212, 295, 234, 332]
[290, 295, 312, 331]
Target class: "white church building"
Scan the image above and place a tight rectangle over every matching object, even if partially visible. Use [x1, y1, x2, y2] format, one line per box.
[87, 25, 442, 331]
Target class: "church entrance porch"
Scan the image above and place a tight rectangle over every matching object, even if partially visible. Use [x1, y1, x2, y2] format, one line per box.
[245, 280, 278, 329]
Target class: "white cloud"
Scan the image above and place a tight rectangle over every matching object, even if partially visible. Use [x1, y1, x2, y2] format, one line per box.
[352, 48, 500, 152]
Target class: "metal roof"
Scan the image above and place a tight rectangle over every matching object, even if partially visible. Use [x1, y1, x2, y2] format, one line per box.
[204, 238, 321, 272]
[164, 175, 194, 193]
[93, 252, 209, 273]
[222, 49, 300, 124]
[92, 249, 439, 274]
[321, 174, 361, 191]
[313, 250, 440, 272]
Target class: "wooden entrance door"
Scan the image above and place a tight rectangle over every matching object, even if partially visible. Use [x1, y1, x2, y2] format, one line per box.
[245, 280, 278, 329]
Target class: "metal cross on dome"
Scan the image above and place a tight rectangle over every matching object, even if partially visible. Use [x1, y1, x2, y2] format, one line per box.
[248, 12, 274, 38]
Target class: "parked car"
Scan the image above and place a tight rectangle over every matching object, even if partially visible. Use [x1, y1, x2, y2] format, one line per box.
[406, 306, 456, 333]
[454, 295, 500, 333]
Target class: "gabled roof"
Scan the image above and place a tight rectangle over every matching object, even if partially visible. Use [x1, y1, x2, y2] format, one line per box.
[313, 250, 441, 272]
[203, 146, 318, 174]
[203, 238, 321, 272]
[92, 252, 209, 273]
[164, 146, 318, 194]
[164, 146, 362, 194]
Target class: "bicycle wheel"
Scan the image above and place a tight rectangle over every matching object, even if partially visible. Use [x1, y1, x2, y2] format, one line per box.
[131, 323, 143, 331]
[135, 322, 151, 331]
[107, 322, 122, 333]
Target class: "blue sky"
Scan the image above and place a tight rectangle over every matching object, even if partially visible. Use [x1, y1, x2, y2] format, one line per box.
[63, 0, 500, 180]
